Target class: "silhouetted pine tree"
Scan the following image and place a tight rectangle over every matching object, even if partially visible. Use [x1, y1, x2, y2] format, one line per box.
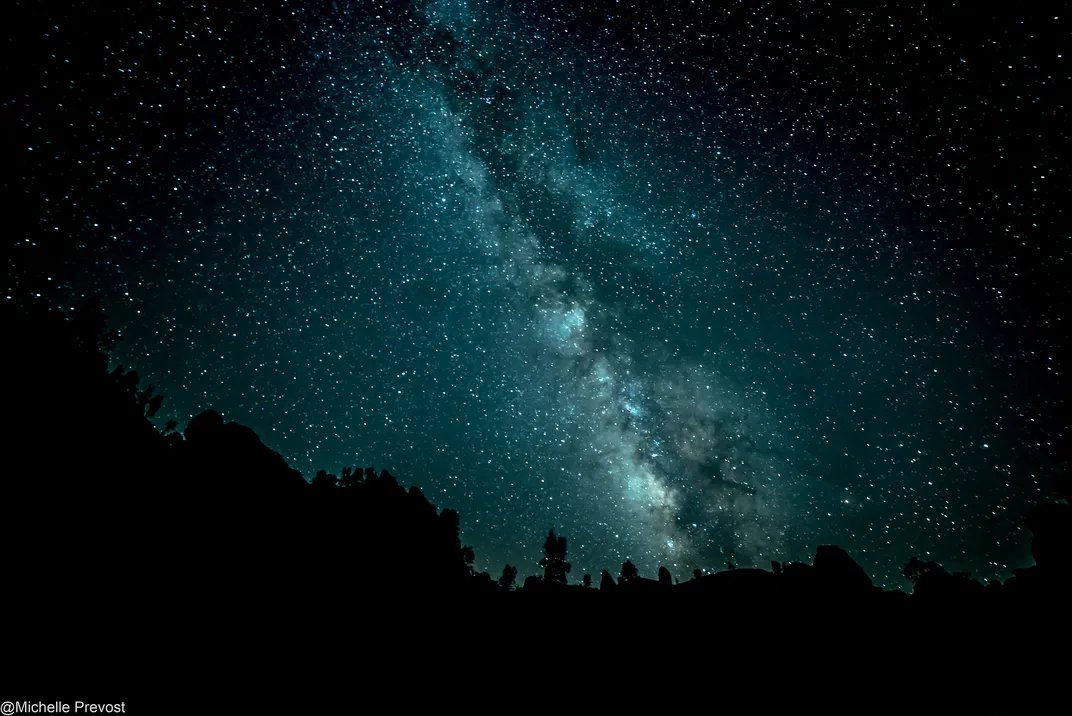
[498, 564, 518, 591]
[539, 529, 571, 585]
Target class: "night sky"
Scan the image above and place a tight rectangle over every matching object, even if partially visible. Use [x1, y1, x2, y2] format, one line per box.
[6, 1, 1067, 588]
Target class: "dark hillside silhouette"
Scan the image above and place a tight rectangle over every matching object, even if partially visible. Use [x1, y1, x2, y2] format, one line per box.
[1, 297, 1069, 633]
[2, 297, 488, 638]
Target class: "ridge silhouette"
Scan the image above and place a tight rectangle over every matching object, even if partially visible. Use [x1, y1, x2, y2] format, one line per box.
[2, 297, 1069, 627]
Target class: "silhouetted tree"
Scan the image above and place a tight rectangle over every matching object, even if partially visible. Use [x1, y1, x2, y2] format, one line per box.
[693, 568, 703, 581]
[658, 566, 672, 586]
[134, 385, 164, 419]
[772, 560, 782, 575]
[115, 367, 140, 396]
[539, 529, 571, 585]
[901, 556, 984, 600]
[340, 466, 362, 489]
[71, 295, 119, 366]
[582, 573, 591, 588]
[1027, 499, 1072, 569]
[901, 557, 941, 584]
[437, 508, 477, 578]
[311, 470, 337, 489]
[498, 564, 517, 591]
[620, 560, 638, 583]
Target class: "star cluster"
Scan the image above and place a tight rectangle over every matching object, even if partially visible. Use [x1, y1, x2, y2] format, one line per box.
[6, 1, 1066, 587]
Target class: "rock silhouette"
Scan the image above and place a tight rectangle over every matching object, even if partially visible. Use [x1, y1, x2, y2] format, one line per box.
[813, 545, 874, 593]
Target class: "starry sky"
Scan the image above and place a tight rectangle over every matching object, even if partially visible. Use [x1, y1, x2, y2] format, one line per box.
[6, 1, 1067, 588]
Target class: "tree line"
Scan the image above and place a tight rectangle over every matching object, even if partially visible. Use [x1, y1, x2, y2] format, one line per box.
[2, 296, 1068, 617]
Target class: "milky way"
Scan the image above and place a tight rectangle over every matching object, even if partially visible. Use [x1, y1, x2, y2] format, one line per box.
[348, 0, 806, 573]
[8, 1, 1066, 587]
